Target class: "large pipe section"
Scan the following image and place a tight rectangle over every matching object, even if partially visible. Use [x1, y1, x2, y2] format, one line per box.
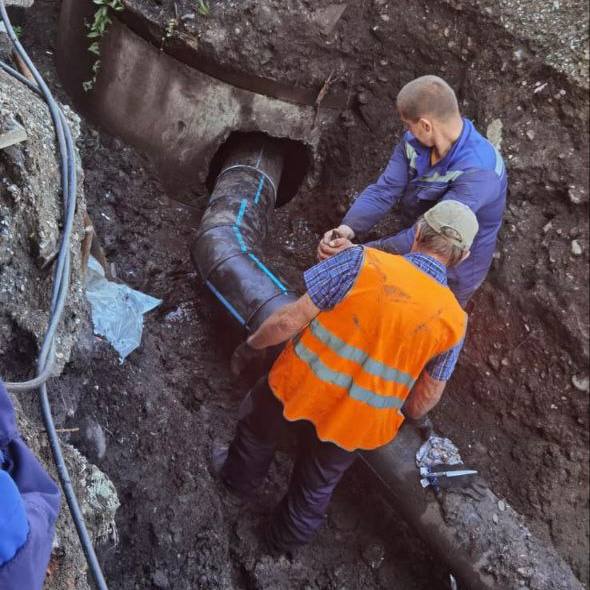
[191, 136, 297, 331]
[192, 137, 583, 590]
[362, 429, 583, 589]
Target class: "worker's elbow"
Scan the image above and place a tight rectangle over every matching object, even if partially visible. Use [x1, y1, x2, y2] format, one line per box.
[407, 374, 446, 414]
[422, 371, 446, 392]
[425, 382, 446, 406]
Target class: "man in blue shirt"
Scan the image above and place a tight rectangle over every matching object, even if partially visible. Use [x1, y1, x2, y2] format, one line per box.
[0, 379, 61, 590]
[318, 75, 507, 306]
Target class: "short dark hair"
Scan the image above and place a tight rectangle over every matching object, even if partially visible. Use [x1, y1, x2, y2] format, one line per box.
[415, 217, 465, 267]
[397, 75, 460, 122]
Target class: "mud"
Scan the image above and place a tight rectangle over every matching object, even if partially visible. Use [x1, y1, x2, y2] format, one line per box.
[3, 0, 589, 588]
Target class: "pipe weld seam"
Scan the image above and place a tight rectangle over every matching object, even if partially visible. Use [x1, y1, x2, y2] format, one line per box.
[217, 164, 277, 198]
[230, 179, 287, 293]
[245, 290, 298, 330]
[194, 223, 238, 243]
[205, 280, 245, 325]
[196, 249, 252, 280]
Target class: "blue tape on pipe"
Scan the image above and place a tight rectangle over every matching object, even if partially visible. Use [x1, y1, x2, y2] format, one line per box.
[228, 174, 287, 292]
[206, 280, 246, 325]
[253, 175, 265, 205]
[248, 252, 287, 293]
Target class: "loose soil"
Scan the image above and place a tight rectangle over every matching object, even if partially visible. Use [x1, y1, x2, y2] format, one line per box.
[8, 0, 589, 588]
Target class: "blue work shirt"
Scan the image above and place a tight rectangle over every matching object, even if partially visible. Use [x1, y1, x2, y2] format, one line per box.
[304, 246, 464, 381]
[342, 118, 507, 305]
[0, 380, 61, 590]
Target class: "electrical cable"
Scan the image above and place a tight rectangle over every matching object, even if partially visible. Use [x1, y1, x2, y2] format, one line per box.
[0, 3, 109, 588]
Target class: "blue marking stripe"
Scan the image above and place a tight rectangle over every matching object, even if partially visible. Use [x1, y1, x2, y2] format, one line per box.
[309, 320, 416, 388]
[236, 199, 248, 226]
[253, 175, 265, 205]
[232, 225, 248, 252]
[222, 172, 285, 305]
[206, 280, 245, 325]
[248, 253, 287, 292]
[294, 341, 404, 410]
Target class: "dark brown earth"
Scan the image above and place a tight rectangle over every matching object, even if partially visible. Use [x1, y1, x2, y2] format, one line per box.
[6, 0, 589, 588]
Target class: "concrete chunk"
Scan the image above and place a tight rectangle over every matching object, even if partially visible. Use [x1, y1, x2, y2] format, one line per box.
[3, 0, 35, 7]
[314, 4, 348, 36]
[0, 114, 27, 150]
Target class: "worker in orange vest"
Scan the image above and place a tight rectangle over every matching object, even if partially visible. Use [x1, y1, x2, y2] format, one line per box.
[219, 200, 478, 554]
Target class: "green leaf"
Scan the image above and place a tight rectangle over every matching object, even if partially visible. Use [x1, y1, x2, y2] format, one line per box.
[196, 0, 210, 16]
[88, 42, 101, 55]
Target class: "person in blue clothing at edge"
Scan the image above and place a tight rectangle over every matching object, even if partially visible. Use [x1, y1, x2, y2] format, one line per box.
[0, 378, 61, 590]
[318, 74, 507, 308]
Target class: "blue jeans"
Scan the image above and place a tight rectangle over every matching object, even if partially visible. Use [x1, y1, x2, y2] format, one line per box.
[221, 378, 357, 550]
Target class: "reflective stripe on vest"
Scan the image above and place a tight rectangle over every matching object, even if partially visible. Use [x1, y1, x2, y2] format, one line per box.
[293, 339, 405, 410]
[308, 320, 416, 389]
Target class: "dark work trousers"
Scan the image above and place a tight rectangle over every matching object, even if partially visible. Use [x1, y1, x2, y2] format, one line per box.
[221, 377, 357, 551]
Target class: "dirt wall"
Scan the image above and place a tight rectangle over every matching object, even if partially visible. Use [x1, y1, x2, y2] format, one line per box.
[0, 61, 119, 589]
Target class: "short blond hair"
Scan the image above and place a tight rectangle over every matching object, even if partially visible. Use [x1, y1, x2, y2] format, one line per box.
[397, 76, 460, 122]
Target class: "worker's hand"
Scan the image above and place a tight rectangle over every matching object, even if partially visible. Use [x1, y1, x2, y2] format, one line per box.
[403, 414, 434, 441]
[317, 225, 355, 260]
[230, 341, 269, 377]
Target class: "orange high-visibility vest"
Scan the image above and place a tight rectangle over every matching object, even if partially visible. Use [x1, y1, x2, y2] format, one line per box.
[268, 248, 466, 451]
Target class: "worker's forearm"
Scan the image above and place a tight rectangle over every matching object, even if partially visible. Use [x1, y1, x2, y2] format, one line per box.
[247, 305, 304, 350]
[404, 393, 439, 419]
[342, 142, 408, 233]
[366, 226, 416, 255]
[342, 186, 396, 234]
[403, 372, 446, 419]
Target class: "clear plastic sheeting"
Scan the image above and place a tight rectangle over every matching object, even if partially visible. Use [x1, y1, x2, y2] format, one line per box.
[85, 256, 161, 362]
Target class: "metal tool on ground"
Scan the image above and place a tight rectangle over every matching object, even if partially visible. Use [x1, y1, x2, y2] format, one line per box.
[420, 465, 478, 490]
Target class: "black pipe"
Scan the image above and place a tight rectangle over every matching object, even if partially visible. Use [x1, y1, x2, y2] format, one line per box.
[192, 138, 583, 589]
[191, 136, 297, 332]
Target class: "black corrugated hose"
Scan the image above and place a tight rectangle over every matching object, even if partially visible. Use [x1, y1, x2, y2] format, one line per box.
[0, 2, 109, 589]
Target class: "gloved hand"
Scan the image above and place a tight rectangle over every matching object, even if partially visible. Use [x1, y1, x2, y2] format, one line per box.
[403, 413, 434, 441]
[230, 341, 269, 377]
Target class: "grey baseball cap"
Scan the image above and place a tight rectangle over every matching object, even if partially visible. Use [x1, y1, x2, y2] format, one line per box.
[423, 200, 479, 250]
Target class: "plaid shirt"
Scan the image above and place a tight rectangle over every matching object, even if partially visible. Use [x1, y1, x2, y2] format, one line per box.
[303, 246, 464, 381]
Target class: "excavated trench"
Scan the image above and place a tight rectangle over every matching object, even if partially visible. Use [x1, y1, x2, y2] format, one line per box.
[4, 0, 588, 588]
[189, 134, 583, 589]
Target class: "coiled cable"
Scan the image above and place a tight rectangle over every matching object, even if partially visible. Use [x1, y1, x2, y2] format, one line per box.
[0, 3, 109, 588]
